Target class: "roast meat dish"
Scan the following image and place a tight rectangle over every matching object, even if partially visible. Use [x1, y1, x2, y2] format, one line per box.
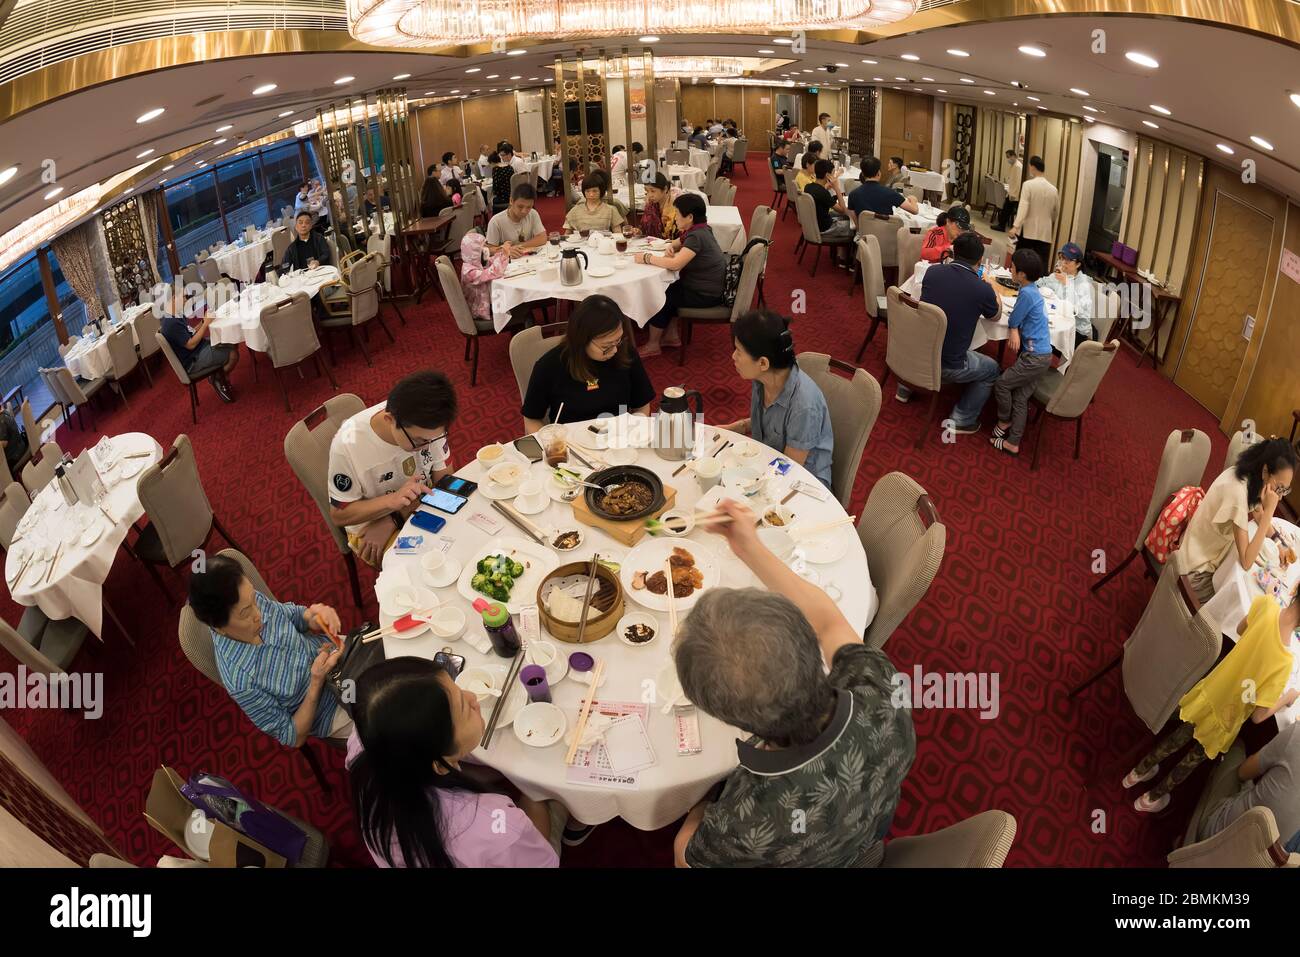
[599, 480, 654, 516]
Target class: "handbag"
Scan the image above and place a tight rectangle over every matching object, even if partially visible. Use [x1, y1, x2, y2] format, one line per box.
[722, 237, 770, 306]
[327, 620, 387, 717]
[180, 772, 307, 865]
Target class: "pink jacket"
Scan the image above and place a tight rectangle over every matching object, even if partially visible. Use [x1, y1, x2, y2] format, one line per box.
[459, 231, 508, 322]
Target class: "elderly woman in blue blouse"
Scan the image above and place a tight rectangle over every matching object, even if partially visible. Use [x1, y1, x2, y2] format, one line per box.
[188, 554, 351, 748]
[718, 310, 834, 490]
[1037, 242, 1096, 348]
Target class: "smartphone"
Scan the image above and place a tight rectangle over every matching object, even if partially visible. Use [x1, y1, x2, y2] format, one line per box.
[433, 649, 465, 679]
[437, 474, 478, 498]
[514, 434, 543, 463]
[410, 510, 448, 533]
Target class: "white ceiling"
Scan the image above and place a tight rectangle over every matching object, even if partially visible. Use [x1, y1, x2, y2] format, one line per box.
[1, 14, 1299, 240]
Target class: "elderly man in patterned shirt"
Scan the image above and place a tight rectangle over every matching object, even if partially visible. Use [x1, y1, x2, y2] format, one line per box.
[671, 498, 915, 867]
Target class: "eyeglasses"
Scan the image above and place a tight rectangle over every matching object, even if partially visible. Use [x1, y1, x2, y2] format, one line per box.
[398, 422, 449, 451]
[593, 337, 623, 356]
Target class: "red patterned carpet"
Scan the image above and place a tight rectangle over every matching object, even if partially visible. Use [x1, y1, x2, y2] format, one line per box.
[1, 171, 1231, 868]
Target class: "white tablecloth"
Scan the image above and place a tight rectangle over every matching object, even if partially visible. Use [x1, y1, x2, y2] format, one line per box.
[704, 206, 746, 255]
[210, 232, 274, 284]
[529, 156, 557, 183]
[902, 261, 1077, 373]
[4, 433, 163, 638]
[62, 314, 145, 381]
[658, 148, 710, 172]
[906, 169, 947, 194]
[663, 165, 705, 191]
[209, 267, 340, 352]
[378, 422, 877, 830]
[490, 242, 676, 330]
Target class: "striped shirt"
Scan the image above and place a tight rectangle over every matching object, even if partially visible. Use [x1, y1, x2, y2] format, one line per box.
[212, 593, 338, 747]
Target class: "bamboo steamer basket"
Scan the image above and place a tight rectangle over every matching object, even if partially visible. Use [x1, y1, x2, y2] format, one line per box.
[536, 561, 624, 643]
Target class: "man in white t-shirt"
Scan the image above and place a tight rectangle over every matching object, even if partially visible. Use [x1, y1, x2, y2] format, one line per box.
[500, 145, 529, 176]
[485, 185, 547, 257]
[328, 371, 458, 567]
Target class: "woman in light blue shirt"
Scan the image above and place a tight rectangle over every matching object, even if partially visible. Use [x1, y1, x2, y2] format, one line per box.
[1036, 241, 1095, 347]
[721, 310, 834, 489]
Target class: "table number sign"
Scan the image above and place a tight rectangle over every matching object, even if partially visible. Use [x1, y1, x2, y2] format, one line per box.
[67, 452, 107, 505]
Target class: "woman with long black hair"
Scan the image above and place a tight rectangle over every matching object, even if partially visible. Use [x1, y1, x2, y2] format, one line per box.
[347, 657, 561, 867]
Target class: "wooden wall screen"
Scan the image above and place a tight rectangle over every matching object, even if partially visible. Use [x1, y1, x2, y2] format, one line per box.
[951, 104, 976, 204]
[848, 86, 877, 160]
[100, 196, 153, 307]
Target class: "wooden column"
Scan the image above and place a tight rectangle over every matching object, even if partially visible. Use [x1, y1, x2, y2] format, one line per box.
[156, 188, 180, 276]
[36, 247, 67, 344]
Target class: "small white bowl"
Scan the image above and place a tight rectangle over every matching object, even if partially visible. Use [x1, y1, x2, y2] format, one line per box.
[655, 507, 695, 537]
[513, 702, 567, 747]
[761, 504, 795, 529]
[757, 526, 795, 562]
[429, 607, 466, 640]
[457, 667, 499, 704]
[549, 527, 585, 552]
[617, 611, 659, 647]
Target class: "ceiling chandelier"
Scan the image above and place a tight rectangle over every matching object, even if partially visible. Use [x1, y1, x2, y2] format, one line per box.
[595, 57, 746, 79]
[348, 0, 917, 47]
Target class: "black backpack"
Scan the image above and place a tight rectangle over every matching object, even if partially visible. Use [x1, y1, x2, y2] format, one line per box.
[722, 237, 770, 306]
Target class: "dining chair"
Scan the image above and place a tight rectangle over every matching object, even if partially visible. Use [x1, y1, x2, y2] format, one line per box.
[37, 369, 68, 428]
[896, 225, 926, 287]
[284, 395, 368, 610]
[666, 148, 688, 166]
[767, 160, 785, 210]
[747, 205, 776, 306]
[0, 611, 89, 677]
[853, 236, 889, 363]
[702, 158, 721, 194]
[131, 434, 243, 600]
[880, 810, 1016, 868]
[730, 139, 749, 175]
[855, 471, 947, 651]
[0, 480, 30, 549]
[509, 170, 532, 198]
[57, 336, 81, 358]
[718, 183, 737, 206]
[1180, 740, 1249, 849]
[1169, 806, 1300, 868]
[365, 233, 405, 324]
[180, 263, 200, 287]
[793, 194, 853, 277]
[508, 322, 567, 406]
[131, 306, 161, 385]
[319, 254, 392, 368]
[49, 367, 104, 433]
[21, 442, 63, 496]
[797, 352, 882, 510]
[1222, 428, 1258, 474]
[1025, 339, 1121, 471]
[271, 227, 292, 267]
[176, 547, 338, 798]
[260, 292, 338, 413]
[678, 242, 767, 367]
[154, 332, 220, 424]
[198, 258, 223, 285]
[20, 398, 40, 447]
[856, 213, 903, 270]
[780, 167, 800, 221]
[881, 288, 947, 449]
[104, 325, 142, 406]
[436, 254, 499, 386]
[1088, 428, 1211, 597]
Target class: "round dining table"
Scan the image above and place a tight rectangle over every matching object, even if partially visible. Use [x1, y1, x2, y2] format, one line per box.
[208, 266, 341, 352]
[62, 314, 148, 380]
[210, 231, 276, 284]
[4, 433, 164, 638]
[377, 420, 877, 831]
[489, 239, 676, 331]
[662, 164, 706, 191]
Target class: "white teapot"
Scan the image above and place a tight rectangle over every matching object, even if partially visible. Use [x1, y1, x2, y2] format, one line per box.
[597, 234, 617, 255]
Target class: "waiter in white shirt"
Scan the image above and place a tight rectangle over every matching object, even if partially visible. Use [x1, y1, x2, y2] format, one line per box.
[995, 149, 1023, 231]
[1009, 155, 1059, 266]
[811, 113, 835, 155]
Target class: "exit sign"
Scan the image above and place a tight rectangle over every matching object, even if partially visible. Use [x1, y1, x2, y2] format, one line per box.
[808, 87, 819, 93]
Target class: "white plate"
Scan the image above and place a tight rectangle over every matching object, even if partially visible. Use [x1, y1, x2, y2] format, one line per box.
[513, 494, 550, 516]
[617, 610, 660, 647]
[547, 526, 586, 554]
[603, 447, 638, 466]
[80, 523, 104, 548]
[621, 538, 721, 612]
[456, 537, 558, 615]
[419, 553, 462, 588]
[379, 598, 440, 639]
[790, 524, 852, 564]
[116, 458, 148, 480]
[586, 265, 614, 278]
[478, 480, 521, 500]
[513, 702, 567, 747]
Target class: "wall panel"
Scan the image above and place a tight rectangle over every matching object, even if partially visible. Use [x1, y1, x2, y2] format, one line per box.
[462, 92, 519, 161]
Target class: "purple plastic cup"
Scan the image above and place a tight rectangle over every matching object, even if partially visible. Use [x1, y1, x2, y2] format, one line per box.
[520, 664, 552, 703]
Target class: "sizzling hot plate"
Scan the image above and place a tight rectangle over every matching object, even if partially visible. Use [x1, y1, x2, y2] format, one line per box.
[583, 465, 665, 521]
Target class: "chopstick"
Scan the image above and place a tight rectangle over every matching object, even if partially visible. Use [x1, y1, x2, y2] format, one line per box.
[360, 606, 440, 643]
[483, 649, 527, 750]
[673, 436, 727, 477]
[8, 553, 34, 589]
[780, 489, 798, 505]
[574, 552, 600, 644]
[664, 558, 680, 637]
[791, 515, 856, 537]
[98, 503, 117, 524]
[565, 657, 606, 765]
[490, 500, 547, 546]
[44, 543, 62, 583]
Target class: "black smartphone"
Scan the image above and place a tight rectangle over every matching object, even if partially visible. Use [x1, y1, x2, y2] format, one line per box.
[433, 649, 465, 679]
[437, 474, 478, 498]
[514, 435, 544, 463]
[420, 489, 468, 514]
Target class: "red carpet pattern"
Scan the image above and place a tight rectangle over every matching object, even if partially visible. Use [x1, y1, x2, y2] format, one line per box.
[1, 172, 1232, 867]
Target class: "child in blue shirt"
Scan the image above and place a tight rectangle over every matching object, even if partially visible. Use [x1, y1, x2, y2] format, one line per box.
[989, 248, 1054, 455]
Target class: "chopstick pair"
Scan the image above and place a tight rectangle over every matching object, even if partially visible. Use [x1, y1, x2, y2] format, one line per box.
[360, 607, 440, 643]
[483, 648, 528, 750]
[790, 515, 857, 538]
[565, 656, 606, 766]
[573, 552, 601, 644]
[491, 500, 547, 547]
[672, 436, 729, 477]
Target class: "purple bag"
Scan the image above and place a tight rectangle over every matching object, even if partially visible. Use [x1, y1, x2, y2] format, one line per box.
[1112, 241, 1138, 266]
[180, 772, 307, 865]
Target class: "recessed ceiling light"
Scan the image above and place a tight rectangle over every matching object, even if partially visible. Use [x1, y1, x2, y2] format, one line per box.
[253, 83, 276, 95]
[507, 49, 527, 56]
[1290, 92, 1300, 110]
[1142, 120, 1158, 128]
[901, 54, 919, 61]
[1216, 143, 1235, 154]
[237, 140, 248, 145]
[0, 165, 18, 186]
[803, 70, 813, 74]
[873, 77, 884, 82]
[936, 89, 947, 93]
[215, 124, 233, 132]
[279, 110, 295, 117]
[1026, 95, 1040, 102]
[639, 35, 659, 42]
[44, 186, 64, 200]
[161, 164, 174, 171]
[510, 75, 522, 80]
[393, 73, 411, 80]
[1069, 87, 1089, 96]
[486, 74, 500, 79]
[914, 88, 922, 92]
[835, 62, 849, 68]
[1010, 81, 1021, 87]
[1085, 116, 1095, 123]
[136, 148, 155, 158]
[1251, 135, 1274, 150]
[334, 76, 355, 85]
[136, 108, 165, 123]
[959, 77, 974, 83]
[449, 89, 460, 94]
[1018, 45, 1047, 57]
[213, 138, 227, 145]
[157, 181, 165, 186]
[124, 187, 133, 194]
[466, 67, 480, 73]
[1082, 105, 1098, 113]
[424, 91, 436, 96]
[893, 76, 906, 81]
[947, 49, 969, 57]
[1150, 104, 1171, 115]
[861, 59, 877, 64]
[528, 77, 539, 81]
[921, 77, 934, 82]
[1126, 51, 1159, 68]
[758, 49, 775, 54]
[773, 38, 792, 45]
[983, 90, 996, 95]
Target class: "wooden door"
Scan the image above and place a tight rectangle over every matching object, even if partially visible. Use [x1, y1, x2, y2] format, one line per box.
[1173, 190, 1274, 418]
[880, 91, 932, 165]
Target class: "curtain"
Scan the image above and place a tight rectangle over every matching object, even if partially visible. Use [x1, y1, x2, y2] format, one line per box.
[90, 217, 120, 316]
[138, 193, 161, 283]
[50, 222, 104, 322]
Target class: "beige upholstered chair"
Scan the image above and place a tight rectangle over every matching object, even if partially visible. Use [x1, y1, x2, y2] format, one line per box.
[854, 236, 889, 363]
[155, 331, 223, 424]
[780, 167, 800, 221]
[1088, 427, 1211, 595]
[509, 322, 567, 406]
[260, 292, 338, 412]
[1168, 807, 1300, 868]
[180, 263, 200, 287]
[433, 204, 477, 257]
[702, 158, 721, 193]
[678, 243, 767, 366]
[19, 398, 40, 447]
[132, 434, 243, 597]
[366, 233, 406, 325]
[748, 204, 776, 243]
[284, 394, 367, 609]
[881, 287, 948, 449]
[793, 193, 852, 277]
[0, 480, 29, 548]
[881, 810, 1017, 868]
[132, 307, 162, 384]
[21, 441, 64, 496]
[271, 227, 292, 266]
[1027, 339, 1120, 470]
[57, 336, 81, 359]
[856, 471, 946, 650]
[896, 225, 925, 286]
[730, 138, 749, 174]
[197, 259, 222, 285]
[104, 325, 141, 405]
[767, 160, 785, 210]
[0, 611, 88, 676]
[856, 213, 903, 270]
[1223, 428, 1258, 474]
[706, 177, 729, 205]
[1182, 741, 1248, 847]
[509, 170, 532, 198]
[436, 253, 501, 386]
[797, 352, 881, 510]
[177, 548, 337, 796]
[666, 147, 688, 166]
[38, 369, 69, 427]
[319, 254, 392, 367]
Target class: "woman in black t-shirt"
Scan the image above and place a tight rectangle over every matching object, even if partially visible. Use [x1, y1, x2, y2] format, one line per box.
[521, 295, 655, 432]
[635, 193, 726, 356]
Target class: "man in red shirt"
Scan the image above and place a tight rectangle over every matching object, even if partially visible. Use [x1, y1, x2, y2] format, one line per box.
[920, 205, 972, 263]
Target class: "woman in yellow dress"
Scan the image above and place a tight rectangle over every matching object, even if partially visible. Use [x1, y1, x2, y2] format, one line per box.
[1124, 584, 1300, 813]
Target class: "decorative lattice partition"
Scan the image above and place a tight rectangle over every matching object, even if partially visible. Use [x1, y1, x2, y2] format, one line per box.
[100, 197, 153, 306]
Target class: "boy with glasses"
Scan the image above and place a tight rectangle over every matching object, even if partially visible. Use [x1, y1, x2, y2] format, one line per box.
[328, 370, 458, 567]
